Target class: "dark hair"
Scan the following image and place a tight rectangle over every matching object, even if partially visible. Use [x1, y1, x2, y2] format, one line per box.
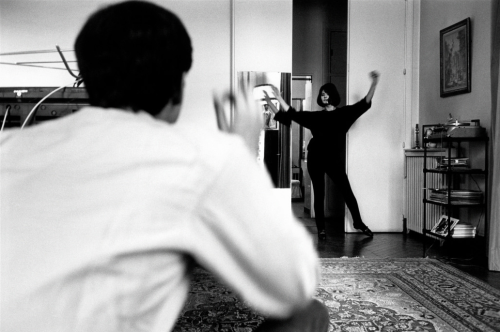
[317, 83, 340, 107]
[75, 0, 192, 115]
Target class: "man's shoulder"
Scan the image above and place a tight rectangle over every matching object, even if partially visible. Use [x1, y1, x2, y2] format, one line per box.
[82, 106, 241, 150]
[174, 123, 247, 164]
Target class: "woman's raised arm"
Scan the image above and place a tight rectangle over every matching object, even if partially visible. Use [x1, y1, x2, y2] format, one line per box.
[365, 71, 380, 103]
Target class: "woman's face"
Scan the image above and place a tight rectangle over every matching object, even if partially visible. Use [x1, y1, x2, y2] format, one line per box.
[321, 90, 329, 105]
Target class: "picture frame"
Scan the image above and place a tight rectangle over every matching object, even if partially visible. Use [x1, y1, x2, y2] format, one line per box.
[431, 215, 460, 237]
[440, 18, 471, 97]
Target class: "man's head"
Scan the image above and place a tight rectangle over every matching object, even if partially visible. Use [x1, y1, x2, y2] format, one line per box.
[75, 0, 192, 118]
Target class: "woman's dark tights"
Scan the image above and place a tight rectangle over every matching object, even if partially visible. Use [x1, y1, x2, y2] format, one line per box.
[307, 150, 366, 232]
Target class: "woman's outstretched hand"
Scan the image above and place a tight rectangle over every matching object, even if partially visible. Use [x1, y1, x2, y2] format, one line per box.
[213, 89, 263, 156]
[370, 70, 380, 84]
[270, 85, 280, 99]
[265, 85, 290, 112]
[366, 70, 380, 103]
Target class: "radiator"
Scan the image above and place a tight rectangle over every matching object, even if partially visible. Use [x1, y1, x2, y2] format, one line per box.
[404, 150, 446, 234]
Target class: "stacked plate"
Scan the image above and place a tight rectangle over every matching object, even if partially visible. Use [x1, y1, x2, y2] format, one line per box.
[438, 157, 469, 168]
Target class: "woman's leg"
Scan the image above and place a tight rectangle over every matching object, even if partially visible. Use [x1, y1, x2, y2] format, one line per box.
[325, 166, 372, 235]
[254, 299, 330, 332]
[307, 150, 326, 235]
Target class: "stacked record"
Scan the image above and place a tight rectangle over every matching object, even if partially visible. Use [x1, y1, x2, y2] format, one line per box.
[429, 189, 483, 205]
[450, 223, 476, 238]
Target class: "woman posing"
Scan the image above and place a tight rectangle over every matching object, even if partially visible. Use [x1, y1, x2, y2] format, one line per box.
[264, 71, 380, 240]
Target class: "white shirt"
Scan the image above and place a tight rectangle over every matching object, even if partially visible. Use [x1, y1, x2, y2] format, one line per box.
[1, 107, 319, 332]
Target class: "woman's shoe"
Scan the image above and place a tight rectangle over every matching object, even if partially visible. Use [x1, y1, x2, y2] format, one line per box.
[318, 230, 327, 241]
[360, 227, 373, 237]
[354, 223, 374, 237]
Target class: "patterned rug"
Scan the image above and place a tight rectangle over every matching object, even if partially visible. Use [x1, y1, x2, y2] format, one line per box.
[172, 258, 500, 332]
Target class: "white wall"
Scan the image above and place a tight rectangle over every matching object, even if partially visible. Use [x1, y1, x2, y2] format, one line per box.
[235, 0, 292, 73]
[347, 0, 408, 232]
[0, 1, 104, 87]
[0, 0, 292, 128]
[419, 0, 493, 132]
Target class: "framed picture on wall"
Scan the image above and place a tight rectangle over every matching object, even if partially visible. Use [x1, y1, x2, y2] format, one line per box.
[440, 18, 471, 97]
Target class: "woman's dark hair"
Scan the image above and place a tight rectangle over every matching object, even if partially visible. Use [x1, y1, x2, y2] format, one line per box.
[317, 83, 340, 107]
[75, 0, 192, 115]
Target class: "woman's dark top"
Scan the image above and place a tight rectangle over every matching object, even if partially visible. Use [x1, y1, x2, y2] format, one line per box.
[274, 97, 371, 158]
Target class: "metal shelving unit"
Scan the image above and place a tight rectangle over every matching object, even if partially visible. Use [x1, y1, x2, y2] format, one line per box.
[422, 133, 489, 257]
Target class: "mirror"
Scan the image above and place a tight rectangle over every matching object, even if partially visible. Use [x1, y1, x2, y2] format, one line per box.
[237, 71, 291, 188]
[290, 76, 313, 206]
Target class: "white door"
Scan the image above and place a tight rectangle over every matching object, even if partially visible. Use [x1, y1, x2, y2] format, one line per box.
[346, 0, 407, 232]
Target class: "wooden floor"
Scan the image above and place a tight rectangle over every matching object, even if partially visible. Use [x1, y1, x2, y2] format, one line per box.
[292, 201, 500, 290]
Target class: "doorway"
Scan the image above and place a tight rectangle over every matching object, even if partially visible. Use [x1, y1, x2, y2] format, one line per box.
[292, 0, 348, 225]
[293, 0, 409, 232]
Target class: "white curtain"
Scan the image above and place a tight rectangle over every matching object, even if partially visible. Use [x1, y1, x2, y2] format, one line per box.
[489, 0, 500, 271]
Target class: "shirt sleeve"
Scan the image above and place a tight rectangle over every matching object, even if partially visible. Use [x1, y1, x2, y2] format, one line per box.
[189, 139, 320, 318]
[274, 107, 322, 130]
[343, 97, 372, 129]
